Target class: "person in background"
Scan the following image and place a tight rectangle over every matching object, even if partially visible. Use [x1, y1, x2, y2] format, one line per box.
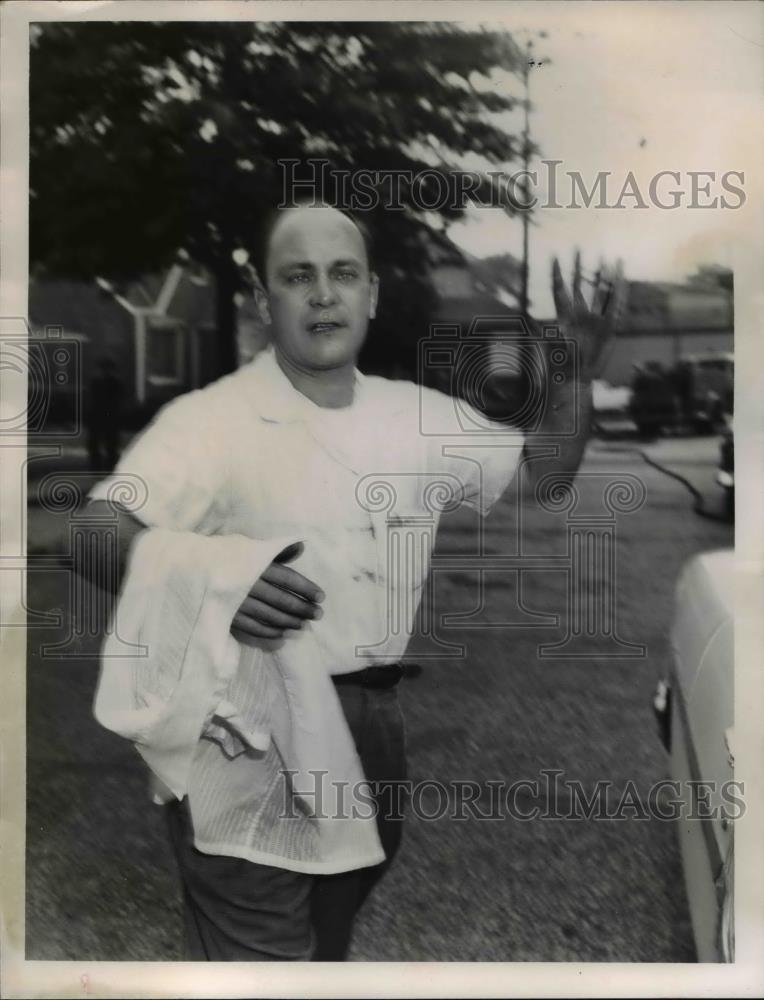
[86, 356, 124, 471]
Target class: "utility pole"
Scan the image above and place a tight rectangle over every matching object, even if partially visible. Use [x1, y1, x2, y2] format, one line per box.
[519, 36, 532, 318]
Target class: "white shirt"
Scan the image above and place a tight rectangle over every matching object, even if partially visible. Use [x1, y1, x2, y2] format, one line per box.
[91, 347, 524, 872]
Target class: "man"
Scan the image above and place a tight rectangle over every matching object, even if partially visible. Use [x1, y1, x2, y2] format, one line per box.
[84, 203, 622, 961]
[86, 356, 124, 470]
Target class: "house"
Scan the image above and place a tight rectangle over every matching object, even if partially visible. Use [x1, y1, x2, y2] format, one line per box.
[28, 266, 268, 427]
[602, 279, 733, 386]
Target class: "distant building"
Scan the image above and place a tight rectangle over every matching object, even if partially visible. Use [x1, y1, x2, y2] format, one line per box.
[430, 246, 522, 319]
[422, 245, 536, 413]
[602, 279, 733, 386]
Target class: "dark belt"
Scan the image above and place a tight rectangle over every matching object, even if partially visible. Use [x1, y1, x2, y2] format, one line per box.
[332, 663, 405, 689]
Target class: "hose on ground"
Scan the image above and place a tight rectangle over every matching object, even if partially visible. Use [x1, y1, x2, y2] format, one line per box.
[635, 447, 732, 524]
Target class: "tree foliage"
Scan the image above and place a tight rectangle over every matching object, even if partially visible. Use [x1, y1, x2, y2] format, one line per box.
[686, 264, 733, 294]
[31, 21, 524, 377]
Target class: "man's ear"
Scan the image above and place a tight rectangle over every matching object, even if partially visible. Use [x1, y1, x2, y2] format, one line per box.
[369, 272, 380, 320]
[254, 285, 271, 325]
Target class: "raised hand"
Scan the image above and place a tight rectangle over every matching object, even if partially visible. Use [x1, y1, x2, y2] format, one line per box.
[551, 251, 626, 383]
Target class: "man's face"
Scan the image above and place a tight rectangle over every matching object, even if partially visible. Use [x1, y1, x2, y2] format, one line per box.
[258, 207, 379, 372]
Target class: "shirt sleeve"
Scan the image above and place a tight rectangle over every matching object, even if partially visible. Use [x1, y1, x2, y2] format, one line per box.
[419, 386, 525, 517]
[88, 388, 230, 532]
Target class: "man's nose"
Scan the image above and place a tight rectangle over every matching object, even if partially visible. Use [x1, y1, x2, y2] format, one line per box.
[310, 273, 338, 307]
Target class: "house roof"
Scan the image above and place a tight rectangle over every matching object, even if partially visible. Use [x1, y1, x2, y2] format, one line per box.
[624, 279, 732, 333]
[428, 234, 521, 326]
[109, 267, 216, 327]
[123, 273, 167, 308]
[29, 264, 218, 346]
[164, 270, 217, 327]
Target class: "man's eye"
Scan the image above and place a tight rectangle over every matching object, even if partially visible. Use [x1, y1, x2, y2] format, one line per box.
[335, 270, 358, 281]
[287, 273, 311, 285]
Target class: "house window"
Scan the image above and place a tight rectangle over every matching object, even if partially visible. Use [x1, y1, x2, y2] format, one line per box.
[146, 319, 184, 386]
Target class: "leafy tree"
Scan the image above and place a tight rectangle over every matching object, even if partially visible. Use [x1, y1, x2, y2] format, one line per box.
[31, 21, 525, 378]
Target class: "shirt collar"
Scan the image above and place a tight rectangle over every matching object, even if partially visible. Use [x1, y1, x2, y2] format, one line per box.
[245, 346, 366, 424]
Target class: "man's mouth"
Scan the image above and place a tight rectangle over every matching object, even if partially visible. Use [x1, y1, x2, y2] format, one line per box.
[308, 321, 345, 334]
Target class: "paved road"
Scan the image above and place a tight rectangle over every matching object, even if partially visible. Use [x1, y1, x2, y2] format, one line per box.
[24, 434, 732, 961]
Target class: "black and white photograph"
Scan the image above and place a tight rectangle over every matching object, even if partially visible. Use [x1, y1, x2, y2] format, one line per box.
[1, 1, 763, 996]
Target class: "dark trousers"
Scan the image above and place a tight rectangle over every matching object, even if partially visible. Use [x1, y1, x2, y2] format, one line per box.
[166, 683, 407, 961]
[87, 422, 120, 471]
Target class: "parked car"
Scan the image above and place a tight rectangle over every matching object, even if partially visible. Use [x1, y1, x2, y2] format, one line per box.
[671, 352, 734, 432]
[630, 352, 733, 437]
[653, 549, 735, 961]
[629, 361, 681, 437]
